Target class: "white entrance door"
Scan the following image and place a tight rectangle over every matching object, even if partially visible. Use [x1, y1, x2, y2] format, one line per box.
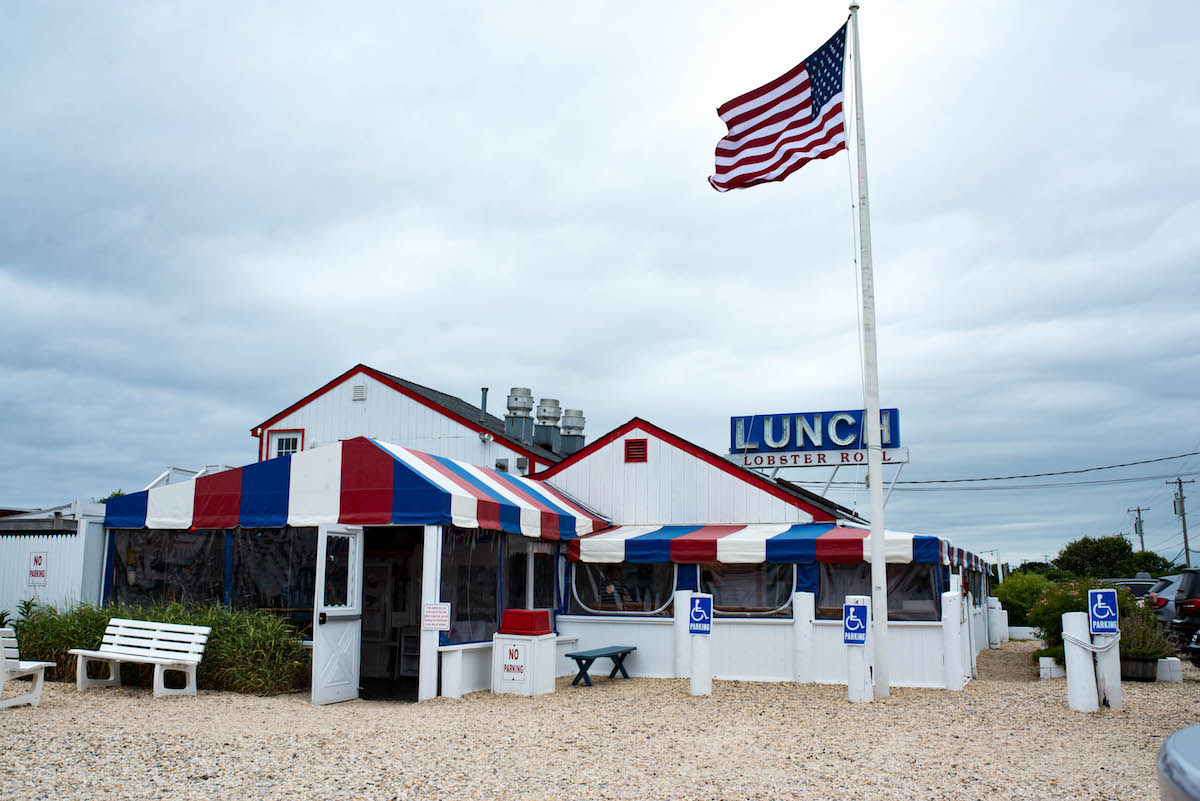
[312, 524, 364, 705]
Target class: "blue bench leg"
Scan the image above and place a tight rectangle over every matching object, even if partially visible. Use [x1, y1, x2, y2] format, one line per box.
[608, 652, 631, 680]
[571, 658, 596, 687]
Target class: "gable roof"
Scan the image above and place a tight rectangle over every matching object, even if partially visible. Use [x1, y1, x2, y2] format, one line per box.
[531, 417, 863, 524]
[250, 364, 561, 466]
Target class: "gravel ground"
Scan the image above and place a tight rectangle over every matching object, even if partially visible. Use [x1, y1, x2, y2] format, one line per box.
[2, 641, 1198, 800]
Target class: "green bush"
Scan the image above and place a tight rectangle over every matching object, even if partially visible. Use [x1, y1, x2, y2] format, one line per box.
[13, 601, 310, 695]
[1026, 578, 1137, 653]
[1120, 602, 1173, 660]
[995, 572, 1052, 626]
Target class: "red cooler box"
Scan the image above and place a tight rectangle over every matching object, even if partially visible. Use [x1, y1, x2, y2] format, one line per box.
[498, 609, 552, 636]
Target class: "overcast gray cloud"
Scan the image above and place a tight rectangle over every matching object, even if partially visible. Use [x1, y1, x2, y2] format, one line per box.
[3, 1, 1198, 566]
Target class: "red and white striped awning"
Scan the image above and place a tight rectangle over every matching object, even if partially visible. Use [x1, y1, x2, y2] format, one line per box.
[568, 523, 993, 574]
[104, 437, 608, 540]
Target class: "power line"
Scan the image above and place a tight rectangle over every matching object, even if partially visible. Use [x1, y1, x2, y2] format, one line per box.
[794, 469, 1200, 493]
[887, 450, 1200, 484]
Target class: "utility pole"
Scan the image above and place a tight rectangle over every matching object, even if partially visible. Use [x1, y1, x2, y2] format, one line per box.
[1128, 506, 1148, 551]
[1168, 479, 1195, 568]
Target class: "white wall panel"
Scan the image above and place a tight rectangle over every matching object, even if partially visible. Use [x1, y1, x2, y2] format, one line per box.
[555, 617, 677, 678]
[711, 620, 793, 681]
[545, 425, 818, 525]
[0, 522, 106, 617]
[263, 373, 545, 472]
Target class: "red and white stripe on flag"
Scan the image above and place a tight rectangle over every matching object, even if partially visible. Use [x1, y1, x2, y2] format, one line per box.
[709, 23, 848, 192]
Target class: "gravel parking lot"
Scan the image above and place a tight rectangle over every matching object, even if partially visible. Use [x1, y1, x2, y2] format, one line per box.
[2, 640, 1197, 801]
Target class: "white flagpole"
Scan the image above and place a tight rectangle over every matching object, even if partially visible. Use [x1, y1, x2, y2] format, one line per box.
[848, 0, 890, 698]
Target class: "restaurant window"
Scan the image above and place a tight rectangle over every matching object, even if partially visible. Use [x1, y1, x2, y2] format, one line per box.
[701, 563, 793, 617]
[816, 562, 941, 621]
[967, 569, 984, 607]
[570, 562, 675, 616]
[110, 529, 225, 607]
[230, 527, 318, 636]
[503, 538, 557, 610]
[440, 527, 501, 643]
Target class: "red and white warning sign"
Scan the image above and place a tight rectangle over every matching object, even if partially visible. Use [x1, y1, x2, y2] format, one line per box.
[28, 552, 47, 586]
[421, 602, 451, 632]
[500, 643, 526, 682]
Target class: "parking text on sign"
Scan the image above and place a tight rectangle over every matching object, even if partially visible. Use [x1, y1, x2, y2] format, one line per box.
[28, 552, 47, 586]
[501, 644, 526, 682]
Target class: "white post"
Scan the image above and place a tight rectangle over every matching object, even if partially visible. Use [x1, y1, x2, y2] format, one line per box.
[793, 592, 816, 683]
[987, 597, 1003, 648]
[1063, 612, 1099, 712]
[849, 0, 890, 699]
[845, 594, 873, 703]
[673, 590, 692, 678]
[441, 649, 463, 699]
[999, 609, 1010, 643]
[941, 575, 964, 691]
[418, 525, 442, 702]
[1093, 632, 1121, 710]
[525, 548, 535, 609]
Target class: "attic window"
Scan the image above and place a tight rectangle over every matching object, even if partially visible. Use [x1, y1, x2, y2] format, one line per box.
[352, 384, 367, 402]
[624, 439, 648, 463]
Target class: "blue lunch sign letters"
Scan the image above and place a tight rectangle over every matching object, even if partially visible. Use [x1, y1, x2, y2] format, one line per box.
[1088, 589, 1119, 635]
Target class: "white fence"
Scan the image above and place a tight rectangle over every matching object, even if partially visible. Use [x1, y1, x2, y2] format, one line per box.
[0, 504, 107, 618]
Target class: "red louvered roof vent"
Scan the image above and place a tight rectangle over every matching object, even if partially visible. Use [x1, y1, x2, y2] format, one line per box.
[624, 438, 648, 463]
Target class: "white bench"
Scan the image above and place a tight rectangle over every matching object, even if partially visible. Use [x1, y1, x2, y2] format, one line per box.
[1, 627, 56, 709]
[69, 618, 211, 697]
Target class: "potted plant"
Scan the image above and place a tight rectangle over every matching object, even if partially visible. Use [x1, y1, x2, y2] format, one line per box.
[1119, 603, 1172, 681]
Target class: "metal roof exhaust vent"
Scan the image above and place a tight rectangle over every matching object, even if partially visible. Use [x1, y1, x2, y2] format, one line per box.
[480, 387, 489, 423]
[533, 398, 562, 453]
[560, 408, 586, 457]
[535, 398, 561, 427]
[561, 409, 585, 436]
[506, 387, 534, 417]
[505, 387, 536, 445]
[352, 384, 367, 402]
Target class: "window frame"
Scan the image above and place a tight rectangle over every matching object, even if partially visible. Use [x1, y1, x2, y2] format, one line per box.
[700, 562, 795, 617]
[569, 562, 677, 616]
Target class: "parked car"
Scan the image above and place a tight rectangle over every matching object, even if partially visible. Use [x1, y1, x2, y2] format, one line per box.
[1149, 574, 1183, 626]
[1188, 632, 1200, 670]
[1171, 568, 1200, 645]
[1159, 723, 1200, 801]
[1103, 572, 1158, 598]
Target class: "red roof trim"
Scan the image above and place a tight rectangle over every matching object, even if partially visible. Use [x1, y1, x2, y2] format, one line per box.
[249, 364, 554, 467]
[531, 417, 835, 522]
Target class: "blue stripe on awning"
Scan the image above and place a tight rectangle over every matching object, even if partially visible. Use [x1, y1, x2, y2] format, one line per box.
[104, 491, 148, 528]
[625, 525, 700, 563]
[238, 456, 291, 528]
[429, 454, 522, 535]
[503, 477, 580, 539]
[912, 535, 942, 565]
[764, 523, 836, 563]
[389, 456, 453, 526]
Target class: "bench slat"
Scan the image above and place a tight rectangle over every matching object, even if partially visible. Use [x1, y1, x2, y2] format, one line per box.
[105, 626, 209, 644]
[101, 638, 206, 658]
[103, 631, 208, 648]
[565, 646, 637, 659]
[70, 647, 201, 665]
[105, 618, 211, 636]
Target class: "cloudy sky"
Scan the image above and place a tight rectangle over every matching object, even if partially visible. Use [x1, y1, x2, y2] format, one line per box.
[3, 1, 1198, 566]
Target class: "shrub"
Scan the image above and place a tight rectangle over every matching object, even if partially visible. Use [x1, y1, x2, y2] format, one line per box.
[1026, 578, 1137, 653]
[13, 601, 310, 695]
[1119, 602, 1173, 660]
[995, 572, 1052, 626]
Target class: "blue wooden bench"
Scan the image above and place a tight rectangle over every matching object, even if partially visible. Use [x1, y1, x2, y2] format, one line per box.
[564, 646, 636, 687]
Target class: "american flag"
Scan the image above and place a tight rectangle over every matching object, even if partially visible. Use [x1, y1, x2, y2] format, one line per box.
[709, 23, 848, 192]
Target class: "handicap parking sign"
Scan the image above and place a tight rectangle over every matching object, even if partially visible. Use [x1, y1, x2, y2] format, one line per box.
[1088, 589, 1119, 635]
[843, 604, 868, 645]
[689, 595, 712, 635]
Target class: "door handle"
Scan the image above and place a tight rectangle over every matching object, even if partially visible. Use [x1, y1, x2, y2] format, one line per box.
[319, 612, 327, 625]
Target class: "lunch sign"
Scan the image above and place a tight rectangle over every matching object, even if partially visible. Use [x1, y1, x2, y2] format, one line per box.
[726, 409, 909, 468]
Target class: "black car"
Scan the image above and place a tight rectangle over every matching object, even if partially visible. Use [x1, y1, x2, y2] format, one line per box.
[1171, 568, 1200, 644]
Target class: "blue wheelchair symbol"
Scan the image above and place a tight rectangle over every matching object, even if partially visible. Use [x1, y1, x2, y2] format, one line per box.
[689, 596, 712, 635]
